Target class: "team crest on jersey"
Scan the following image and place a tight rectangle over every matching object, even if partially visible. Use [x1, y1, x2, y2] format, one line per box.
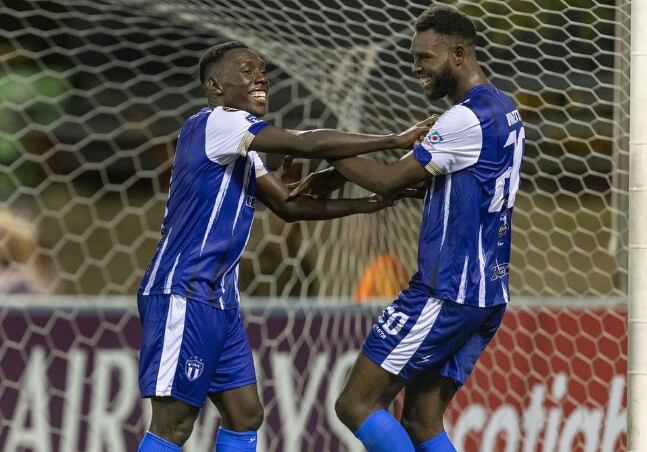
[245, 113, 259, 123]
[246, 195, 256, 208]
[491, 262, 510, 281]
[185, 357, 204, 381]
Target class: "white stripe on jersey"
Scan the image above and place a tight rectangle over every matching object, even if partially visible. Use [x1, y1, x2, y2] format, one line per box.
[219, 208, 255, 309]
[381, 297, 444, 375]
[164, 252, 181, 294]
[456, 255, 469, 304]
[218, 159, 251, 309]
[232, 158, 252, 232]
[234, 265, 240, 305]
[424, 178, 436, 218]
[155, 294, 187, 396]
[200, 162, 235, 255]
[478, 225, 486, 307]
[440, 174, 452, 248]
[143, 227, 172, 296]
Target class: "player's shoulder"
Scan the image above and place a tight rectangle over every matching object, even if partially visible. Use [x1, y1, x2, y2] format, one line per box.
[213, 106, 263, 125]
[434, 103, 480, 133]
[182, 106, 212, 125]
[418, 103, 481, 150]
[461, 84, 518, 119]
[178, 107, 213, 139]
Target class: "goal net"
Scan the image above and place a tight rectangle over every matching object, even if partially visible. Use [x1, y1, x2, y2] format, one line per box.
[0, 0, 629, 450]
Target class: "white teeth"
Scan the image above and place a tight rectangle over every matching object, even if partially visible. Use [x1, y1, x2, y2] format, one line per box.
[250, 91, 266, 100]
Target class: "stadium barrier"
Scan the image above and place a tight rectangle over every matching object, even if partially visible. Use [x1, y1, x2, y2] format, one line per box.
[0, 296, 626, 452]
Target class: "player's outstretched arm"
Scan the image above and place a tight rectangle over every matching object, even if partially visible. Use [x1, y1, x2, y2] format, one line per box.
[290, 155, 428, 200]
[250, 117, 435, 160]
[255, 171, 393, 223]
[285, 167, 347, 200]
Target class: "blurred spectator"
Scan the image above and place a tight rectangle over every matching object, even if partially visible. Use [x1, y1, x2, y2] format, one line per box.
[0, 210, 52, 294]
[354, 253, 409, 303]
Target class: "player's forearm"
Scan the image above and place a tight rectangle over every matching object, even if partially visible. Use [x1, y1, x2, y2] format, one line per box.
[281, 197, 387, 222]
[291, 129, 399, 158]
[330, 157, 402, 197]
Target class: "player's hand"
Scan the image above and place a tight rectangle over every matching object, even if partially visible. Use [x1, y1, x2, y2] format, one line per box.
[282, 155, 294, 172]
[287, 167, 346, 200]
[365, 193, 397, 211]
[392, 186, 426, 200]
[391, 180, 428, 200]
[394, 115, 439, 149]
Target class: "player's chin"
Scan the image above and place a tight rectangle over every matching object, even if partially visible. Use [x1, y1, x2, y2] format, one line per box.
[248, 101, 268, 117]
[425, 89, 446, 101]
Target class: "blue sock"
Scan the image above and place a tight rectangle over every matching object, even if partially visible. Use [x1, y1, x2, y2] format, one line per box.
[214, 427, 257, 451]
[415, 431, 456, 452]
[137, 431, 181, 452]
[354, 409, 415, 452]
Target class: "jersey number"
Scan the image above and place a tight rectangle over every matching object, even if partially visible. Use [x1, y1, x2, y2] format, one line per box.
[488, 127, 525, 212]
[378, 306, 409, 336]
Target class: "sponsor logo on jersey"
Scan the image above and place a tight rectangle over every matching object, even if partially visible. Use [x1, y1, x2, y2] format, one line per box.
[185, 357, 204, 381]
[245, 113, 259, 123]
[498, 214, 509, 237]
[246, 195, 256, 208]
[372, 324, 387, 339]
[491, 262, 510, 281]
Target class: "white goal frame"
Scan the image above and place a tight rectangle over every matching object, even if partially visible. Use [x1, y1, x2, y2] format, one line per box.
[628, 0, 647, 449]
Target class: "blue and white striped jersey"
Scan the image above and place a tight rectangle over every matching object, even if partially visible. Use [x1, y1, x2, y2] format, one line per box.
[410, 83, 525, 307]
[139, 106, 269, 308]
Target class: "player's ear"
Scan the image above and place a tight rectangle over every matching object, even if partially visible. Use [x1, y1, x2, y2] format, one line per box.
[206, 77, 224, 96]
[453, 45, 465, 66]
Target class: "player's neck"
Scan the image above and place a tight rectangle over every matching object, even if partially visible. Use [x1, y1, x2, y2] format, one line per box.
[450, 65, 489, 103]
[207, 95, 222, 107]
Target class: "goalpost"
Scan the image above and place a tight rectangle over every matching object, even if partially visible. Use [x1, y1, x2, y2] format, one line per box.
[0, 0, 637, 450]
[628, 0, 647, 450]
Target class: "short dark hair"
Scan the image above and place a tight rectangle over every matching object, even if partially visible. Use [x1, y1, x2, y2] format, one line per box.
[198, 40, 248, 84]
[415, 6, 476, 44]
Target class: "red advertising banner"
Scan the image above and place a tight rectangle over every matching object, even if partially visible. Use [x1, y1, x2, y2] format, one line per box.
[0, 301, 626, 451]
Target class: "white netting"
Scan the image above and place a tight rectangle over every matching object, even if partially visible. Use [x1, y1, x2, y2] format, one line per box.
[0, 2, 630, 451]
[0, 0, 630, 298]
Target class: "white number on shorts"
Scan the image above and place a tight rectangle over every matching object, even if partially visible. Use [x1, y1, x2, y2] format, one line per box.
[378, 306, 410, 336]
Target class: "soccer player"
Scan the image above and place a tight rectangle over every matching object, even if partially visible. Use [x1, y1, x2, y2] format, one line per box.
[292, 6, 525, 451]
[136, 41, 433, 452]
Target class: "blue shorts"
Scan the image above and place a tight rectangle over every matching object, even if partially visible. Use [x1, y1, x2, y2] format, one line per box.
[362, 291, 506, 386]
[137, 293, 256, 407]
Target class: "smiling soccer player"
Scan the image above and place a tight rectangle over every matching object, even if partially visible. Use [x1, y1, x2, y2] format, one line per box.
[135, 41, 433, 452]
[314, 6, 526, 452]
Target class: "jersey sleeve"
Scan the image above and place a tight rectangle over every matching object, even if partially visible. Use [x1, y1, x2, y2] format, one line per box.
[412, 104, 483, 175]
[205, 107, 269, 165]
[248, 151, 269, 179]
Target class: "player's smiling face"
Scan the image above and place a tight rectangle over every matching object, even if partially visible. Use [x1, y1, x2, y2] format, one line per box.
[410, 29, 458, 101]
[214, 48, 269, 116]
